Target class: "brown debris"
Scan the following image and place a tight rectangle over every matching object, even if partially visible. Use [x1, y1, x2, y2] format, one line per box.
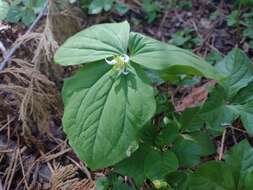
[175, 80, 216, 112]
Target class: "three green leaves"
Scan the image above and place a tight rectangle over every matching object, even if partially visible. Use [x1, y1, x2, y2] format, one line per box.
[54, 21, 223, 170]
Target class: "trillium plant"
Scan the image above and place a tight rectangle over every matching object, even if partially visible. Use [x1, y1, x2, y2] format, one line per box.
[54, 21, 253, 189]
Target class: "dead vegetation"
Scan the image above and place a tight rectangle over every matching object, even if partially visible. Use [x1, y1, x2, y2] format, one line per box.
[0, 1, 98, 189]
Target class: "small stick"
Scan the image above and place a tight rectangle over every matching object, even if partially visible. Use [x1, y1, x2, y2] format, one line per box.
[43, 148, 72, 162]
[67, 156, 92, 180]
[0, 178, 3, 190]
[218, 129, 227, 160]
[0, 41, 6, 58]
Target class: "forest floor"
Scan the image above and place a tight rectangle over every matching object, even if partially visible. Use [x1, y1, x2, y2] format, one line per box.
[0, 0, 252, 189]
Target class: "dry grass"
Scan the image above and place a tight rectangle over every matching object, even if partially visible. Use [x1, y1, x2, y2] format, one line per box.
[0, 1, 92, 189]
[50, 164, 95, 190]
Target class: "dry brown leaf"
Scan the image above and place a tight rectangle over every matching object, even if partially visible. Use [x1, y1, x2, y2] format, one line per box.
[175, 81, 216, 112]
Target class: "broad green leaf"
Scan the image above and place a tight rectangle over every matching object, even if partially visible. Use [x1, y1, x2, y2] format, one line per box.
[229, 103, 253, 135]
[189, 131, 215, 156]
[63, 64, 156, 169]
[187, 49, 253, 134]
[115, 146, 149, 186]
[180, 107, 204, 131]
[187, 140, 253, 190]
[184, 86, 236, 133]
[129, 32, 223, 81]
[62, 61, 111, 105]
[96, 174, 134, 190]
[232, 81, 253, 104]
[116, 145, 179, 185]
[245, 171, 253, 190]
[167, 171, 189, 190]
[138, 124, 158, 146]
[6, 5, 23, 23]
[188, 161, 236, 190]
[172, 135, 202, 167]
[155, 123, 179, 147]
[225, 140, 253, 189]
[54, 21, 130, 66]
[0, 0, 9, 20]
[144, 149, 178, 180]
[216, 48, 253, 98]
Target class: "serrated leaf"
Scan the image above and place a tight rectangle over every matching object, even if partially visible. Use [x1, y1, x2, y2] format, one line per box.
[129, 32, 224, 82]
[0, 0, 9, 20]
[144, 149, 178, 180]
[188, 161, 236, 190]
[224, 140, 253, 189]
[63, 64, 156, 169]
[54, 21, 130, 66]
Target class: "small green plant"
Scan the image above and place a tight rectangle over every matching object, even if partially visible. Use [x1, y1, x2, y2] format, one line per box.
[227, 10, 240, 27]
[177, 0, 192, 10]
[227, 9, 253, 48]
[69, 0, 113, 14]
[169, 28, 203, 49]
[142, 0, 160, 23]
[169, 140, 253, 189]
[54, 21, 253, 188]
[227, 1, 253, 48]
[206, 50, 222, 65]
[71, 0, 128, 15]
[55, 22, 225, 185]
[0, 0, 45, 26]
[0, 0, 9, 20]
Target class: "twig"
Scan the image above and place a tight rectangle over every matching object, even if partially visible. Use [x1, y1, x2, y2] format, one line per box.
[0, 1, 48, 71]
[0, 178, 3, 190]
[67, 156, 92, 180]
[5, 149, 18, 190]
[18, 149, 29, 190]
[43, 148, 72, 162]
[0, 41, 6, 58]
[218, 129, 227, 161]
